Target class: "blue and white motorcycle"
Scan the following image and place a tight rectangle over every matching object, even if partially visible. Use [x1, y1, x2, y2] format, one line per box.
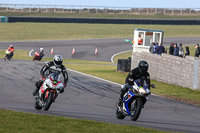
[116, 79, 155, 121]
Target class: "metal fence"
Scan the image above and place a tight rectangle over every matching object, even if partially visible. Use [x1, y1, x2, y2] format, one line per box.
[1, 4, 200, 15]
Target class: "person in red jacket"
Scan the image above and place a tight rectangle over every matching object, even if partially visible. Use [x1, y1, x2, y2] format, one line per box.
[4, 45, 15, 60]
[138, 35, 143, 45]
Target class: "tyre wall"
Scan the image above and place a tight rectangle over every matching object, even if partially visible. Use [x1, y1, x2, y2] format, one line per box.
[7, 16, 200, 25]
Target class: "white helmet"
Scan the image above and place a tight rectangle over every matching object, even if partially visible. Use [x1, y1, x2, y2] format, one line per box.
[40, 48, 44, 52]
[53, 55, 63, 67]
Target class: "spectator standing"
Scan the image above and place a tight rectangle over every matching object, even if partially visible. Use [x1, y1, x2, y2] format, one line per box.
[194, 44, 200, 58]
[157, 44, 165, 55]
[173, 43, 179, 56]
[149, 43, 155, 54]
[184, 46, 190, 58]
[169, 43, 174, 55]
[154, 43, 158, 54]
[179, 43, 184, 57]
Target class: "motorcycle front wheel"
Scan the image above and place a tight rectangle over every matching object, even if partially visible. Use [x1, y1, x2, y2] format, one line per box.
[116, 106, 125, 119]
[130, 98, 142, 121]
[44, 91, 54, 111]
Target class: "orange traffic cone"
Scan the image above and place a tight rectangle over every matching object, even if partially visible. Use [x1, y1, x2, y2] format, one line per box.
[51, 48, 54, 54]
[72, 48, 75, 55]
[95, 48, 98, 55]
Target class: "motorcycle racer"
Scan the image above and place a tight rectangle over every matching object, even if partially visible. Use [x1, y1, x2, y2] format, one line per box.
[118, 60, 151, 106]
[33, 54, 68, 96]
[39, 47, 44, 60]
[4, 45, 14, 60]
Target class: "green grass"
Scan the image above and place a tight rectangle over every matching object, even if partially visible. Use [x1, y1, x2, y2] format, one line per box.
[66, 64, 126, 84]
[0, 109, 173, 133]
[151, 80, 200, 102]
[0, 49, 32, 60]
[1, 23, 200, 41]
[1, 12, 200, 19]
[113, 51, 132, 63]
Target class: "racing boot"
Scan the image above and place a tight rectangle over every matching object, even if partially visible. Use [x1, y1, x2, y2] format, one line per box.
[118, 98, 123, 106]
[33, 80, 43, 96]
[33, 87, 40, 96]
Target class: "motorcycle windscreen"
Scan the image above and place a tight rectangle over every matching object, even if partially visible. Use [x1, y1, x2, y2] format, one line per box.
[49, 73, 61, 82]
[134, 79, 148, 89]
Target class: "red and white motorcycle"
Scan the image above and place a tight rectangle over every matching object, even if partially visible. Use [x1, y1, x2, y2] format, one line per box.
[33, 52, 44, 61]
[34, 73, 64, 111]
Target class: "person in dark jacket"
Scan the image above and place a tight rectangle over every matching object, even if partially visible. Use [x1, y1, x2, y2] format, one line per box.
[149, 43, 155, 54]
[118, 61, 151, 106]
[33, 55, 69, 96]
[169, 43, 174, 55]
[178, 43, 184, 57]
[184, 46, 190, 58]
[157, 44, 165, 55]
[194, 44, 200, 58]
[154, 43, 159, 54]
[173, 43, 179, 56]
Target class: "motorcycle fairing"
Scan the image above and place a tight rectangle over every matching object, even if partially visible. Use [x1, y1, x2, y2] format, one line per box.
[123, 91, 135, 115]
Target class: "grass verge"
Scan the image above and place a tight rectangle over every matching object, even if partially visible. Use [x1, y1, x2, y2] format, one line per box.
[0, 109, 173, 133]
[1, 23, 200, 41]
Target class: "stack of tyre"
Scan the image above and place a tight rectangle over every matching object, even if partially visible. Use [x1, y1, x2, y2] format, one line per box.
[117, 57, 131, 72]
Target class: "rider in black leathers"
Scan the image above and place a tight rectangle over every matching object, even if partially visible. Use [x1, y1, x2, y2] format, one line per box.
[118, 61, 151, 106]
[33, 55, 68, 96]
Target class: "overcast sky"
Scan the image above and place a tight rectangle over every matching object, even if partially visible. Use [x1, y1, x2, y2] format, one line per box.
[1, 0, 200, 8]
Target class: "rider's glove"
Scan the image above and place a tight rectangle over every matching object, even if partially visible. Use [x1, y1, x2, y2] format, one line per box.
[60, 88, 64, 93]
[41, 76, 46, 81]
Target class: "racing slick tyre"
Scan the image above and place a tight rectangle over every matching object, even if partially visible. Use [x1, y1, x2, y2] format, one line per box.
[130, 98, 142, 121]
[44, 91, 54, 111]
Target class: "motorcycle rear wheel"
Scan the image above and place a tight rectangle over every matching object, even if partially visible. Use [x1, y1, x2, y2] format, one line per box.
[130, 98, 142, 121]
[44, 91, 54, 111]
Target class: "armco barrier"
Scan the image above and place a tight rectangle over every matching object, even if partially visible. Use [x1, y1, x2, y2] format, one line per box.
[7, 16, 200, 25]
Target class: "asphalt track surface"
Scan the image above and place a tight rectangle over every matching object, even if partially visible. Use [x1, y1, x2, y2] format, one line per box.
[1, 37, 200, 133]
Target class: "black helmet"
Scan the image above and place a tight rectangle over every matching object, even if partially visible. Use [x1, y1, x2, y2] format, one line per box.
[138, 61, 148, 74]
[53, 55, 63, 67]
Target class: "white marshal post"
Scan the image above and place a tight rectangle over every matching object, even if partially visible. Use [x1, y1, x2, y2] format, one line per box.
[132, 28, 164, 53]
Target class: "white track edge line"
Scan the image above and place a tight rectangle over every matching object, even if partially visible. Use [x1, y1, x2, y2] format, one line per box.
[29, 49, 34, 57]
[111, 50, 132, 63]
[67, 68, 156, 96]
[67, 68, 121, 86]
